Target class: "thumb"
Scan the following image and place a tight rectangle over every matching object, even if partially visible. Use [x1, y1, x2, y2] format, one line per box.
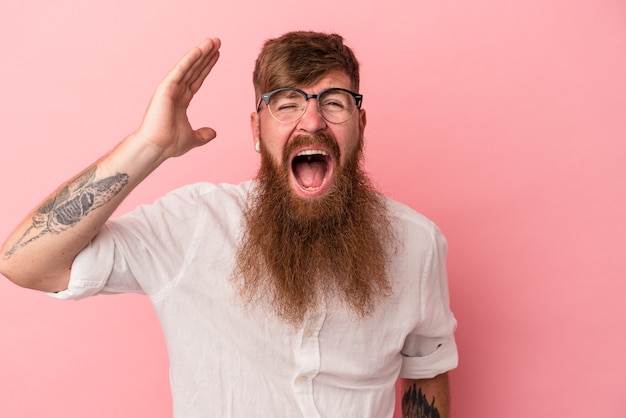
[194, 127, 217, 146]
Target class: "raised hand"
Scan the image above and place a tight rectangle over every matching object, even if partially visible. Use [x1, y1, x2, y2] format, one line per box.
[135, 38, 222, 160]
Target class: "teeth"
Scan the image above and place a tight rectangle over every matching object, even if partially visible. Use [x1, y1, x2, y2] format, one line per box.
[296, 149, 327, 157]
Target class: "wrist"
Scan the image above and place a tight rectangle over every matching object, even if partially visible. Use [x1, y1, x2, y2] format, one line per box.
[99, 133, 168, 185]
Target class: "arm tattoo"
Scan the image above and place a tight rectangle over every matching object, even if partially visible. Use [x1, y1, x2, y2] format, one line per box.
[402, 384, 441, 418]
[2, 167, 128, 259]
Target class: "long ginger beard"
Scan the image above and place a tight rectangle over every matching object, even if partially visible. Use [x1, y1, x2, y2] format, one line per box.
[234, 132, 396, 326]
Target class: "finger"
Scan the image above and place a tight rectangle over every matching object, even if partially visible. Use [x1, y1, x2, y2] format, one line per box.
[166, 38, 219, 87]
[186, 45, 220, 92]
[166, 44, 205, 85]
[189, 49, 220, 93]
[182, 38, 221, 88]
[194, 127, 217, 146]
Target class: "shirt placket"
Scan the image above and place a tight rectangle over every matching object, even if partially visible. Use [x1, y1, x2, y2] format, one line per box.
[292, 308, 327, 418]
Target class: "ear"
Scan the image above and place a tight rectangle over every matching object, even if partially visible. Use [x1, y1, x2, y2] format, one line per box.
[359, 109, 367, 129]
[359, 108, 367, 132]
[250, 111, 260, 151]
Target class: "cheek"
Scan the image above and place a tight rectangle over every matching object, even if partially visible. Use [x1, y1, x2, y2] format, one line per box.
[335, 128, 363, 164]
[259, 125, 292, 164]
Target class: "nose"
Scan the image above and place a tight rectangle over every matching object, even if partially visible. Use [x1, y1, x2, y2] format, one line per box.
[297, 99, 327, 133]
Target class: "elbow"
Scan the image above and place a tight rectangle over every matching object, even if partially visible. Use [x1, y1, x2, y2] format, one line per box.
[1, 268, 32, 291]
[0, 256, 20, 286]
[1, 264, 40, 291]
[0, 257, 69, 293]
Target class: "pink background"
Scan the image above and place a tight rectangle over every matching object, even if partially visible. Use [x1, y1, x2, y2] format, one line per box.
[1, 0, 625, 417]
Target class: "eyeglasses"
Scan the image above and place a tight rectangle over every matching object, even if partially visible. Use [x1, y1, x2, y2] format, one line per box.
[257, 87, 363, 124]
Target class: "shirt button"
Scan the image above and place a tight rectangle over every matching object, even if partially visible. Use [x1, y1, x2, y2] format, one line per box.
[304, 329, 313, 338]
[297, 375, 308, 382]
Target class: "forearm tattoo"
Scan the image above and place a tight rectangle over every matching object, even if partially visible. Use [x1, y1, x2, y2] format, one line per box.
[402, 384, 441, 418]
[2, 166, 128, 259]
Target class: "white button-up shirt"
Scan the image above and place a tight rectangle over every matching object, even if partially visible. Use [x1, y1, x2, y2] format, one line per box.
[50, 181, 458, 417]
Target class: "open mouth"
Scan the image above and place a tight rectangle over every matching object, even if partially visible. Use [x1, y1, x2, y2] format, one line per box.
[291, 149, 333, 195]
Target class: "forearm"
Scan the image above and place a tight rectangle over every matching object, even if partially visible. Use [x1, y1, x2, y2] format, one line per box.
[399, 373, 450, 418]
[0, 133, 165, 292]
[1, 38, 220, 293]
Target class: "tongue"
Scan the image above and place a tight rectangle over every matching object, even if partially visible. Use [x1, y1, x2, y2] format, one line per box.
[294, 161, 326, 189]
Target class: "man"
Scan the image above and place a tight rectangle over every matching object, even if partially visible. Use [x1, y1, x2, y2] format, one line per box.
[0, 32, 457, 417]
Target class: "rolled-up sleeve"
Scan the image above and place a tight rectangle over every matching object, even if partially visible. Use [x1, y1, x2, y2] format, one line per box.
[399, 224, 458, 379]
[46, 223, 142, 300]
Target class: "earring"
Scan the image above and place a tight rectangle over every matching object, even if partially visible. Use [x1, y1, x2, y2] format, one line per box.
[255, 141, 260, 152]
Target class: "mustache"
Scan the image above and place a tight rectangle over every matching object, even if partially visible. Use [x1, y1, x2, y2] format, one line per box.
[282, 133, 341, 165]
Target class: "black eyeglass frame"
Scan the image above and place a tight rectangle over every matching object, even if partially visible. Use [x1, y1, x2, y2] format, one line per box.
[256, 87, 364, 123]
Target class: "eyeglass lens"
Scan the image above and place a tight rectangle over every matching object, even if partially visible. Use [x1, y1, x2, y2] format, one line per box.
[268, 89, 358, 123]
